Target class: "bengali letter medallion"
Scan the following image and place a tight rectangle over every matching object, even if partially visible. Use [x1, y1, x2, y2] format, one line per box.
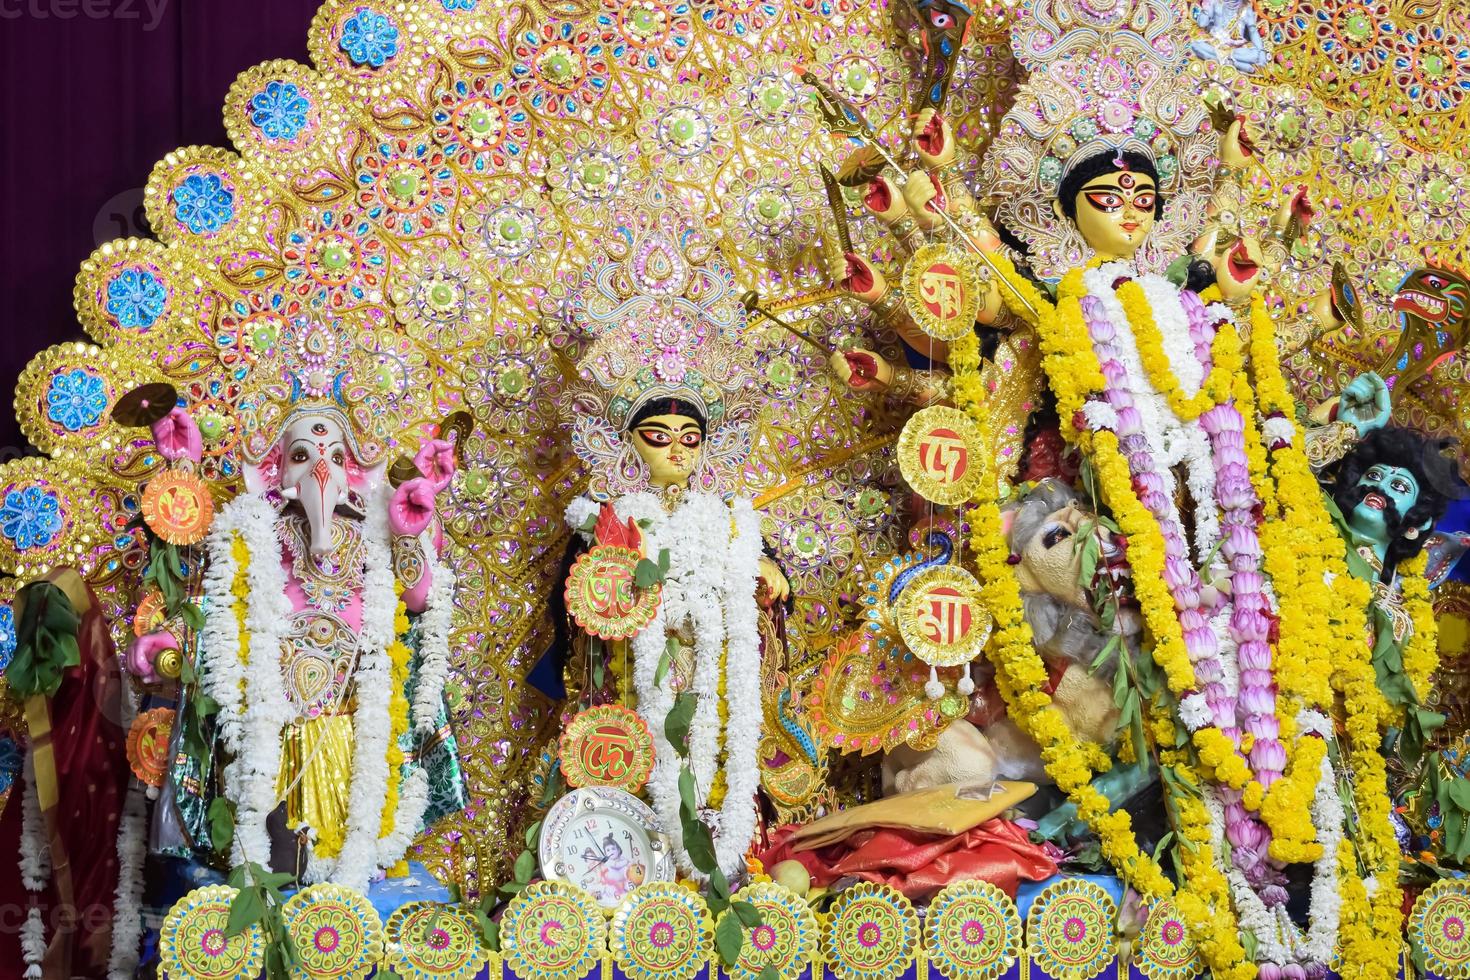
[903, 243, 982, 342]
[897, 565, 992, 669]
[566, 543, 661, 640]
[559, 703, 655, 791]
[898, 406, 984, 506]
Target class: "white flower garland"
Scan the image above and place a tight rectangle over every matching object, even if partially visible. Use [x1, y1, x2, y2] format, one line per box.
[1206, 753, 1343, 967]
[18, 754, 48, 979]
[571, 491, 764, 877]
[203, 487, 447, 892]
[107, 783, 148, 980]
[203, 493, 293, 875]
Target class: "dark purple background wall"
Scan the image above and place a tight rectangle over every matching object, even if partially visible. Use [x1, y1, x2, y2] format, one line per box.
[0, 0, 323, 452]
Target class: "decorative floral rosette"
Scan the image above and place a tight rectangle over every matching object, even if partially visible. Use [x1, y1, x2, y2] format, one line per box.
[722, 881, 818, 980]
[1135, 899, 1200, 980]
[501, 880, 608, 980]
[1411, 878, 1470, 979]
[14, 342, 145, 462]
[559, 703, 656, 790]
[923, 880, 1022, 980]
[1024, 878, 1118, 980]
[823, 882, 919, 980]
[308, 0, 430, 108]
[609, 882, 712, 980]
[0, 457, 90, 577]
[224, 60, 347, 175]
[143, 145, 266, 251]
[385, 901, 494, 980]
[73, 238, 200, 353]
[159, 885, 265, 980]
[282, 884, 385, 980]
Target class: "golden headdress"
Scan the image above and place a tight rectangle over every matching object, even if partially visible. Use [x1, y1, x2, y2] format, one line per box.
[542, 190, 758, 501]
[237, 311, 411, 467]
[982, 0, 1217, 279]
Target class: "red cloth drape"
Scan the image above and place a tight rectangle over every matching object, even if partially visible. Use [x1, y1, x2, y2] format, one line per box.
[0, 582, 131, 980]
[759, 818, 1058, 902]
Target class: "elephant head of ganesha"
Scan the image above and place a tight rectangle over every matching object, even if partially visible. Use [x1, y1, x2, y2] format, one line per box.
[243, 405, 382, 554]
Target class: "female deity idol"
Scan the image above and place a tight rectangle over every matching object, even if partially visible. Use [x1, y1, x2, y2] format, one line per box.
[550, 201, 790, 881]
[821, 0, 1413, 974]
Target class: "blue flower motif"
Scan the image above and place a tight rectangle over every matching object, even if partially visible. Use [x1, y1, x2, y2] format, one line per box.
[339, 9, 400, 68]
[172, 173, 236, 235]
[105, 269, 168, 330]
[441, 0, 478, 8]
[0, 486, 63, 551]
[45, 369, 108, 432]
[250, 80, 311, 141]
[0, 736, 19, 795]
[0, 605, 14, 673]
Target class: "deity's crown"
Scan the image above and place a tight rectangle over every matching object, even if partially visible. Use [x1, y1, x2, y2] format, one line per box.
[981, 0, 1217, 278]
[541, 190, 757, 500]
[237, 314, 392, 467]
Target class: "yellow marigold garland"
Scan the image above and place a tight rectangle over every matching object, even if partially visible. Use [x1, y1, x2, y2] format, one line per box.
[951, 323, 1172, 902]
[379, 591, 413, 838]
[1247, 295, 1403, 976]
[1400, 552, 1440, 699]
[1115, 280, 1241, 421]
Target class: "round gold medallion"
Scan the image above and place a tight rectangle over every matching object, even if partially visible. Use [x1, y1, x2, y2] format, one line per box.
[897, 406, 984, 505]
[142, 470, 215, 545]
[127, 707, 175, 787]
[896, 566, 992, 668]
[559, 704, 656, 792]
[901, 243, 982, 341]
[565, 544, 661, 640]
[133, 589, 168, 637]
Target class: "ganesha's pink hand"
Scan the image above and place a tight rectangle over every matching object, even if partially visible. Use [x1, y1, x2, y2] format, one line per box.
[413, 438, 457, 492]
[124, 630, 178, 684]
[150, 408, 203, 464]
[390, 477, 437, 537]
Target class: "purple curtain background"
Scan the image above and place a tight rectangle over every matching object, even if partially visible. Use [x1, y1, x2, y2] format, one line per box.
[0, 0, 324, 453]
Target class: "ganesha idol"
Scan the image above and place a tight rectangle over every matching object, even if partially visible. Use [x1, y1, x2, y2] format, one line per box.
[126, 397, 466, 890]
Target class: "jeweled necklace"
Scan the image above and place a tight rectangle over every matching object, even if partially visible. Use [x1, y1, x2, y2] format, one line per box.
[277, 512, 367, 612]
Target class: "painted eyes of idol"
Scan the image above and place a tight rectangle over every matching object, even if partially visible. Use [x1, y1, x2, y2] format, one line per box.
[1081, 185, 1156, 215]
[634, 424, 703, 450]
[1365, 466, 1414, 496]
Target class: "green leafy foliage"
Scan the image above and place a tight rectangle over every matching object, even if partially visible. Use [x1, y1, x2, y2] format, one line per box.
[665, 693, 697, 753]
[225, 862, 299, 978]
[634, 549, 671, 588]
[6, 582, 80, 699]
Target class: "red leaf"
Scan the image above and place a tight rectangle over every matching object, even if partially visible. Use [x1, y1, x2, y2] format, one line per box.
[594, 502, 642, 551]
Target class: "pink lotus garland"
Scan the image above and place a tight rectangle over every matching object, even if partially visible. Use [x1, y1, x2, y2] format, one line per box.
[1079, 281, 1288, 905]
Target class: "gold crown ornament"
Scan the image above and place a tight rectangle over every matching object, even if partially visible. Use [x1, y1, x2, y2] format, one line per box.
[981, 0, 1217, 279]
[544, 189, 759, 501]
[236, 312, 409, 468]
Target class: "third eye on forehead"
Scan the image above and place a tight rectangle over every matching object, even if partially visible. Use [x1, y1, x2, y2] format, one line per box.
[1081, 176, 1156, 193]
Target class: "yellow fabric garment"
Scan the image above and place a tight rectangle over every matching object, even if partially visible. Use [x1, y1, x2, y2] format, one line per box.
[277, 713, 356, 859]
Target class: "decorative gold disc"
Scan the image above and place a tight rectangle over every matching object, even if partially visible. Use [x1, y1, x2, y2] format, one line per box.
[901, 243, 982, 341]
[133, 588, 168, 637]
[127, 707, 175, 787]
[558, 704, 655, 792]
[896, 566, 992, 668]
[565, 544, 661, 640]
[142, 469, 215, 545]
[897, 406, 985, 505]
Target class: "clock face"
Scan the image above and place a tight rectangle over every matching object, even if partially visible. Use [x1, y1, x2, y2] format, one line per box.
[540, 787, 673, 908]
[556, 811, 655, 906]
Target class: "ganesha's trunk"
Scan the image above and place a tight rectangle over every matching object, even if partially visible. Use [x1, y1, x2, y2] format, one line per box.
[298, 458, 343, 556]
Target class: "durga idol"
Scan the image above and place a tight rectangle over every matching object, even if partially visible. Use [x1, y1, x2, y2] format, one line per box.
[551, 206, 789, 880]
